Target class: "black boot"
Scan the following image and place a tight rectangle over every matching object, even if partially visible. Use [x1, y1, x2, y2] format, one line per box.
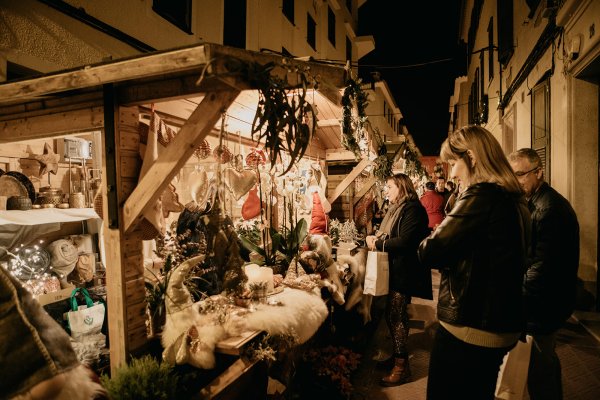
[379, 357, 411, 387]
[375, 355, 395, 370]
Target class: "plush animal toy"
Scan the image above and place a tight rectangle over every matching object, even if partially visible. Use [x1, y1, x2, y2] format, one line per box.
[337, 248, 372, 324]
[301, 234, 346, 305]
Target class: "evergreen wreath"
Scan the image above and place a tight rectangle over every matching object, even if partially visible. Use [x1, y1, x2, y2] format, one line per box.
[341, 77, 368, 159]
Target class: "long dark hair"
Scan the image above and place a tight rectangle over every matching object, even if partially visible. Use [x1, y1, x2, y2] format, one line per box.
[387, 173, 418, 202]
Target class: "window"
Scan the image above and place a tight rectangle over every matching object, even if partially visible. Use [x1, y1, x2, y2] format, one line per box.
[152, 0, 192, 34]
[502, 104, 516, 155]
[488, 17, 494, 81]
[307, 13, 316, 51]
[328, 6, 336, 47]
[283, 0, 294, 25]
[223, 0, 246, 49]
[497, 0, 514, 67]
[531, 77, 551, 180]
[346, 36, 352, 62]
[282, 47, 293, 57]
[346, 0, 352, 13]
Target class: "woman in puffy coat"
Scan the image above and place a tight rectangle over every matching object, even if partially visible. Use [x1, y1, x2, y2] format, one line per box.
[418, 125, 530, 399]
[366, 173, 432, 386]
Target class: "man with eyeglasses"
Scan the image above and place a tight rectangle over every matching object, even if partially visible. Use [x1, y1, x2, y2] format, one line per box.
[508, 148, 580, 400]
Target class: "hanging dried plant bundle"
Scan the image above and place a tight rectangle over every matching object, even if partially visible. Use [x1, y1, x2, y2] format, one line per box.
[213, 57, 318, 175]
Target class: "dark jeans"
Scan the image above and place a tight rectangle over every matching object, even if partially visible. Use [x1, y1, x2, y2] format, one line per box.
[427, 324, 512, 400]
[528, 332, 562, 400]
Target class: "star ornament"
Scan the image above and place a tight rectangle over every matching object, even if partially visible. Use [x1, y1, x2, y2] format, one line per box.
[31, 143, 60, 176]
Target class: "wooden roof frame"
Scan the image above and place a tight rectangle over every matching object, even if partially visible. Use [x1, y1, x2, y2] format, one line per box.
[0, 43, 347, 370]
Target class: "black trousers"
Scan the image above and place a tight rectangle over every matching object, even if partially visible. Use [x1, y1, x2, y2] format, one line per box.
[427, 324, 513, 400]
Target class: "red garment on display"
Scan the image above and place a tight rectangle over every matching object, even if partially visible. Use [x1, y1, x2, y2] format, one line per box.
[309, 191, 328, 234]
[242, 187, 263, 220]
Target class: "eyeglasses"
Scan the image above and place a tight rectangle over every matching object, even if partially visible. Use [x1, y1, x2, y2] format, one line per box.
[514, 166, 540, 177]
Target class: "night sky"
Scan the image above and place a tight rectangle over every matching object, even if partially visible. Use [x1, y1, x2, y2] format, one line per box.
[358, 1, 463, 156]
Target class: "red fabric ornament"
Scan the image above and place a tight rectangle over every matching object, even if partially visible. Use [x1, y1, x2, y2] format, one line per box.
[194, 140, 212, 159]
[246, 148, 267, 168]
[213, 145, 232, 164]
[309, 192, 328, 234]
[242, 187, 262, 220]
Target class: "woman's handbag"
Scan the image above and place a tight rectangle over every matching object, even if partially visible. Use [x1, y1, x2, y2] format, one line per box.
[363, 241, 389, 296]
[67, 287, 106, 340]
[495, 335, 533, 399]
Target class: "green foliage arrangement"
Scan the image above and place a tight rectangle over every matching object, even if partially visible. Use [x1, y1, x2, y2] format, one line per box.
[145, 227, 200, 322]
[371, 128, 393, 182]
[239, 207, 307, 272]
[100, 355, 178, 400]
[341, 77, 368, 159]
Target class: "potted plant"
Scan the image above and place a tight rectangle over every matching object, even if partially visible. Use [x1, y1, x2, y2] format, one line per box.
[101, 355, 179, 400]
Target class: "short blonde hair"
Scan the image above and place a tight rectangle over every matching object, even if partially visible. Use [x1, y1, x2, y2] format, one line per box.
[440, 125, 522, 194]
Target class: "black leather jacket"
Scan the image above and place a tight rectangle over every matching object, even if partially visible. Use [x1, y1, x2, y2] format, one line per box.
[524, 182, 580, 334]
[418, 183, 530, 333]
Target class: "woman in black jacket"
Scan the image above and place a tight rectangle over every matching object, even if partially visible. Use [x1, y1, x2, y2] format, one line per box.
[366, 173, 432, 386]
[418, 125, 530, 399]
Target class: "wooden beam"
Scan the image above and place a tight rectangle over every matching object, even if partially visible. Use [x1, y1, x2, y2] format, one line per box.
[327, 157, 370, 204]
[122, 89, 240, 233]
[0, 107, 103, 143]
[208, 44, 347, 91]
[354, 176, 377, 205]
[326, 148, 357, 161]
[0, 45, 209, 103]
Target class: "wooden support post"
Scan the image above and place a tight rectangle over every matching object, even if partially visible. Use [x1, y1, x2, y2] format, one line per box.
[102, 86, 128, 373]
[122, 89, 240, 233]
[327, 157, 370, 204]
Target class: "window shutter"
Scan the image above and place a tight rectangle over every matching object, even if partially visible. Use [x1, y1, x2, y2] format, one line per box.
[531, 78, 550, 181]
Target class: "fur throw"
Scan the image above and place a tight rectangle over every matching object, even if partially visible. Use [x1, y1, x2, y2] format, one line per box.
[161, 288, 327, 369]
[12, 365, 106, 400]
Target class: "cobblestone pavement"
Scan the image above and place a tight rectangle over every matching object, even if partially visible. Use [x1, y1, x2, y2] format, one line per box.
[350, 271, 600, 400]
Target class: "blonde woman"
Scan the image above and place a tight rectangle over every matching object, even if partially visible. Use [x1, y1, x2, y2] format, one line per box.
[366, 173, 432, 386]
[418, 125, 530, 399]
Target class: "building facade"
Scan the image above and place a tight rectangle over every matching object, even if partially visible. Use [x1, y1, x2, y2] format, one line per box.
[449, 0, 600, 306]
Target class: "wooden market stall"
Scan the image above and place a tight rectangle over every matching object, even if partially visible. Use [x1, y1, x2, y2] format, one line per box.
[0, 43, 349, 377]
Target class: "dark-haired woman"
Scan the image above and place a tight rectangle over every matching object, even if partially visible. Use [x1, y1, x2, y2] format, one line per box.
[366, 173, 432, 386]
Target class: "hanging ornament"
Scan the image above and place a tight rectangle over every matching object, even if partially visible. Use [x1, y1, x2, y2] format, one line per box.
[246, 148, 267, 168]
[213, 145, 232, 164]
[194, 140, 212, 160]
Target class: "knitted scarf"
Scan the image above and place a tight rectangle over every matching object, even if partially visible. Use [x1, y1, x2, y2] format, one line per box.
[376, 194, 415, 239]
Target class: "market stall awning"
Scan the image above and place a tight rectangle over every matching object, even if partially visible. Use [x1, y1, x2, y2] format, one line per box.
[0, 43, 347, 144]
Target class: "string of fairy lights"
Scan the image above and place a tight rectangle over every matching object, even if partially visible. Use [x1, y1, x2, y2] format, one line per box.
[4, 240, 64, 295]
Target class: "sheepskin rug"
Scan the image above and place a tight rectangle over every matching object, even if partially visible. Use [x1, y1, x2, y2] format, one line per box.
[241, 288, 327, 344]
[162, 288, 328, 369]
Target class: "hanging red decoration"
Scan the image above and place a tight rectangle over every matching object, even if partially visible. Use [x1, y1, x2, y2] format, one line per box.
[213, 145, 232, 164]
[246, 148, 267, 168]
[194, 140, 212, 159]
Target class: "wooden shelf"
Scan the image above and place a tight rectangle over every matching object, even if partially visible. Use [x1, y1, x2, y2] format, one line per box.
[36, 286, 75, 306]
[0, 208, 100, 225]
